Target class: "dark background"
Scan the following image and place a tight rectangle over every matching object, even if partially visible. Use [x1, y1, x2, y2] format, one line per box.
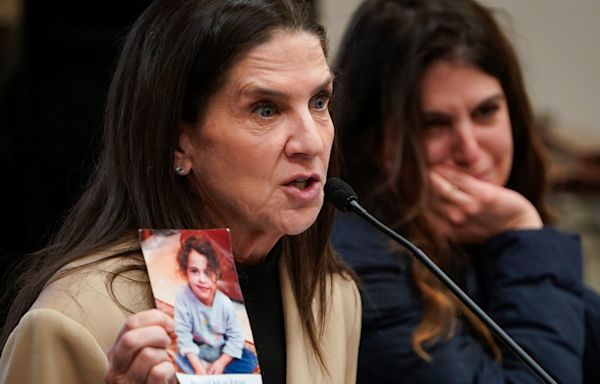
[0, 0, 153, 323]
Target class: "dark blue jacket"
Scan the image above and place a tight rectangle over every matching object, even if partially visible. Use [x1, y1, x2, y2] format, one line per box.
[332, 212, 588, 383]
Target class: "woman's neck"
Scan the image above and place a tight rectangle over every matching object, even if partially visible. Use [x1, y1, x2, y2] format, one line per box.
[200, 206, 282, 266]
[230, 227, 281, 266]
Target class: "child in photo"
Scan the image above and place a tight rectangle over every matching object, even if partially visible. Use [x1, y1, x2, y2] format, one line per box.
[174, 235, 257, 375]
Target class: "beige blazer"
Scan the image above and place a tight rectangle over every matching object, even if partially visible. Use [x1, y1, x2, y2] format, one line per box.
[0, 240, 361, 383]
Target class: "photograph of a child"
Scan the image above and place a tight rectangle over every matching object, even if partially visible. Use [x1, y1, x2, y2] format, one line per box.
[140, 229, 261, 383]
[174, 234, 257, 374]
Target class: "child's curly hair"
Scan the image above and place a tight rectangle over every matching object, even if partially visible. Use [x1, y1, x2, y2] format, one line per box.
[177, 234, 221, 279]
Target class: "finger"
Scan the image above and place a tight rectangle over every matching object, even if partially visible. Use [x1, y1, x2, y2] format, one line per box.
[428, 193, 481, 243]
[431, 166, 490, 196]
[117, 309, 175, 340]
[441, 202, 468, 225]
[111, 309, 175, 370]
[146, 360, 177, 384]
[108, 325, 172, 375]
[429, 171, 470, 205]
[431, 200, 470, 231]
[126, 347, 171, 383]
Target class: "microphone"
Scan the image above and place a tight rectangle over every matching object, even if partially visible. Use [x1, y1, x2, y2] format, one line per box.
[325, 177, 558, 384]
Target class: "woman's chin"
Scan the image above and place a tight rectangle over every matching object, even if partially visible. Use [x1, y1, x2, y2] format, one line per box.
[284, 211, 321, 236]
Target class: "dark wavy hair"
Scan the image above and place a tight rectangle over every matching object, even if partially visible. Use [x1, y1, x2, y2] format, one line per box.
[333, 0, 552, 360]
[2, 0, 349, 369]
[177, 235, 221, 279]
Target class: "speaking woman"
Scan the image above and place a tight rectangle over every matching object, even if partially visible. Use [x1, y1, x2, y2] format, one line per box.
[0, 1, 360, 383]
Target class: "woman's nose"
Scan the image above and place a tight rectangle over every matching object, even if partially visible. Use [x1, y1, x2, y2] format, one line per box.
[452, 120, 481, 165]
[285, 109, 325, 158]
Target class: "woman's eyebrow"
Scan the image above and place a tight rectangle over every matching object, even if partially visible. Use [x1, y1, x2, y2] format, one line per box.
[311, 75, 334, 94]
[422, 111, 452, 119]
[240, 85, 290, 100]
[477, 93, 505, 105]
[239, 74, 334, 101]
[422, 93, 506, 116]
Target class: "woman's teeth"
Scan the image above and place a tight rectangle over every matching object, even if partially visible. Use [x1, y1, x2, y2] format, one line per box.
[292, 179, 308, 189]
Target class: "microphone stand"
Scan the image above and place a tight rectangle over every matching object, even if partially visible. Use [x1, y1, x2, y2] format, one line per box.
[346, 199, 558, 384]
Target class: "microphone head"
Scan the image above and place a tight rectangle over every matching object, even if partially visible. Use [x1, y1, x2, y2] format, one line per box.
[324, 177, 358, 212]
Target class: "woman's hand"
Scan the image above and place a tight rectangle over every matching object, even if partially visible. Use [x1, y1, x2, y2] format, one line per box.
[427, 167, 543, 244]
[105, 309, 177, 384]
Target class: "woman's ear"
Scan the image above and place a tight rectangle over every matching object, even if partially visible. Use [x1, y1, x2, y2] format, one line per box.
[174, 124, 194, 176]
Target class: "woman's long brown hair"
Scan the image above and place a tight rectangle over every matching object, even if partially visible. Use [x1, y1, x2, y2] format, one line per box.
[1, 0, 354, 370]
[332, 0, 553, 360]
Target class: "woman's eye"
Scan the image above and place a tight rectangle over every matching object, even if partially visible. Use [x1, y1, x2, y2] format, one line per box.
[311, 95, 329, 110]
[424, 119, 444, 129]
[423, 118, 450, 130]
[421, 115, 452, 138]
[473, 103, 498, 120]
[252, 102, 277, 118]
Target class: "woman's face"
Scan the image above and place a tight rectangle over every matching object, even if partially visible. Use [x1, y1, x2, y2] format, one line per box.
[420, 60, 513, 187]
[180, 30, 333, 258]
[186, 250, 218, 307]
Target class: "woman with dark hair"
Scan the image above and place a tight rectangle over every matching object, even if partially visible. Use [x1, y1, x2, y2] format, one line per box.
[331, 0, 596, 382]
[0, 0, 361, 383]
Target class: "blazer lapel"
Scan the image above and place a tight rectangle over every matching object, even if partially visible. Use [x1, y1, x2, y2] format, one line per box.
[279, 256, 320, 383]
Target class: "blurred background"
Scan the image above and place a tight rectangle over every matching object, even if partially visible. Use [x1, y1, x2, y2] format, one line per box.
[1, 0, 599, 320]
[0, 0, 155, 322]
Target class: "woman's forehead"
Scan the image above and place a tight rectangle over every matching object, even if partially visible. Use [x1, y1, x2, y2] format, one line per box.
[224, 30, 331, 95]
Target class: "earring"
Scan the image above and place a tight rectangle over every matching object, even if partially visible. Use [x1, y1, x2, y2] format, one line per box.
[175, 165, 186, 176]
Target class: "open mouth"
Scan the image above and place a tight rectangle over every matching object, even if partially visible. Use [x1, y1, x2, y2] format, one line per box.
[289, 177, 316, 190]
